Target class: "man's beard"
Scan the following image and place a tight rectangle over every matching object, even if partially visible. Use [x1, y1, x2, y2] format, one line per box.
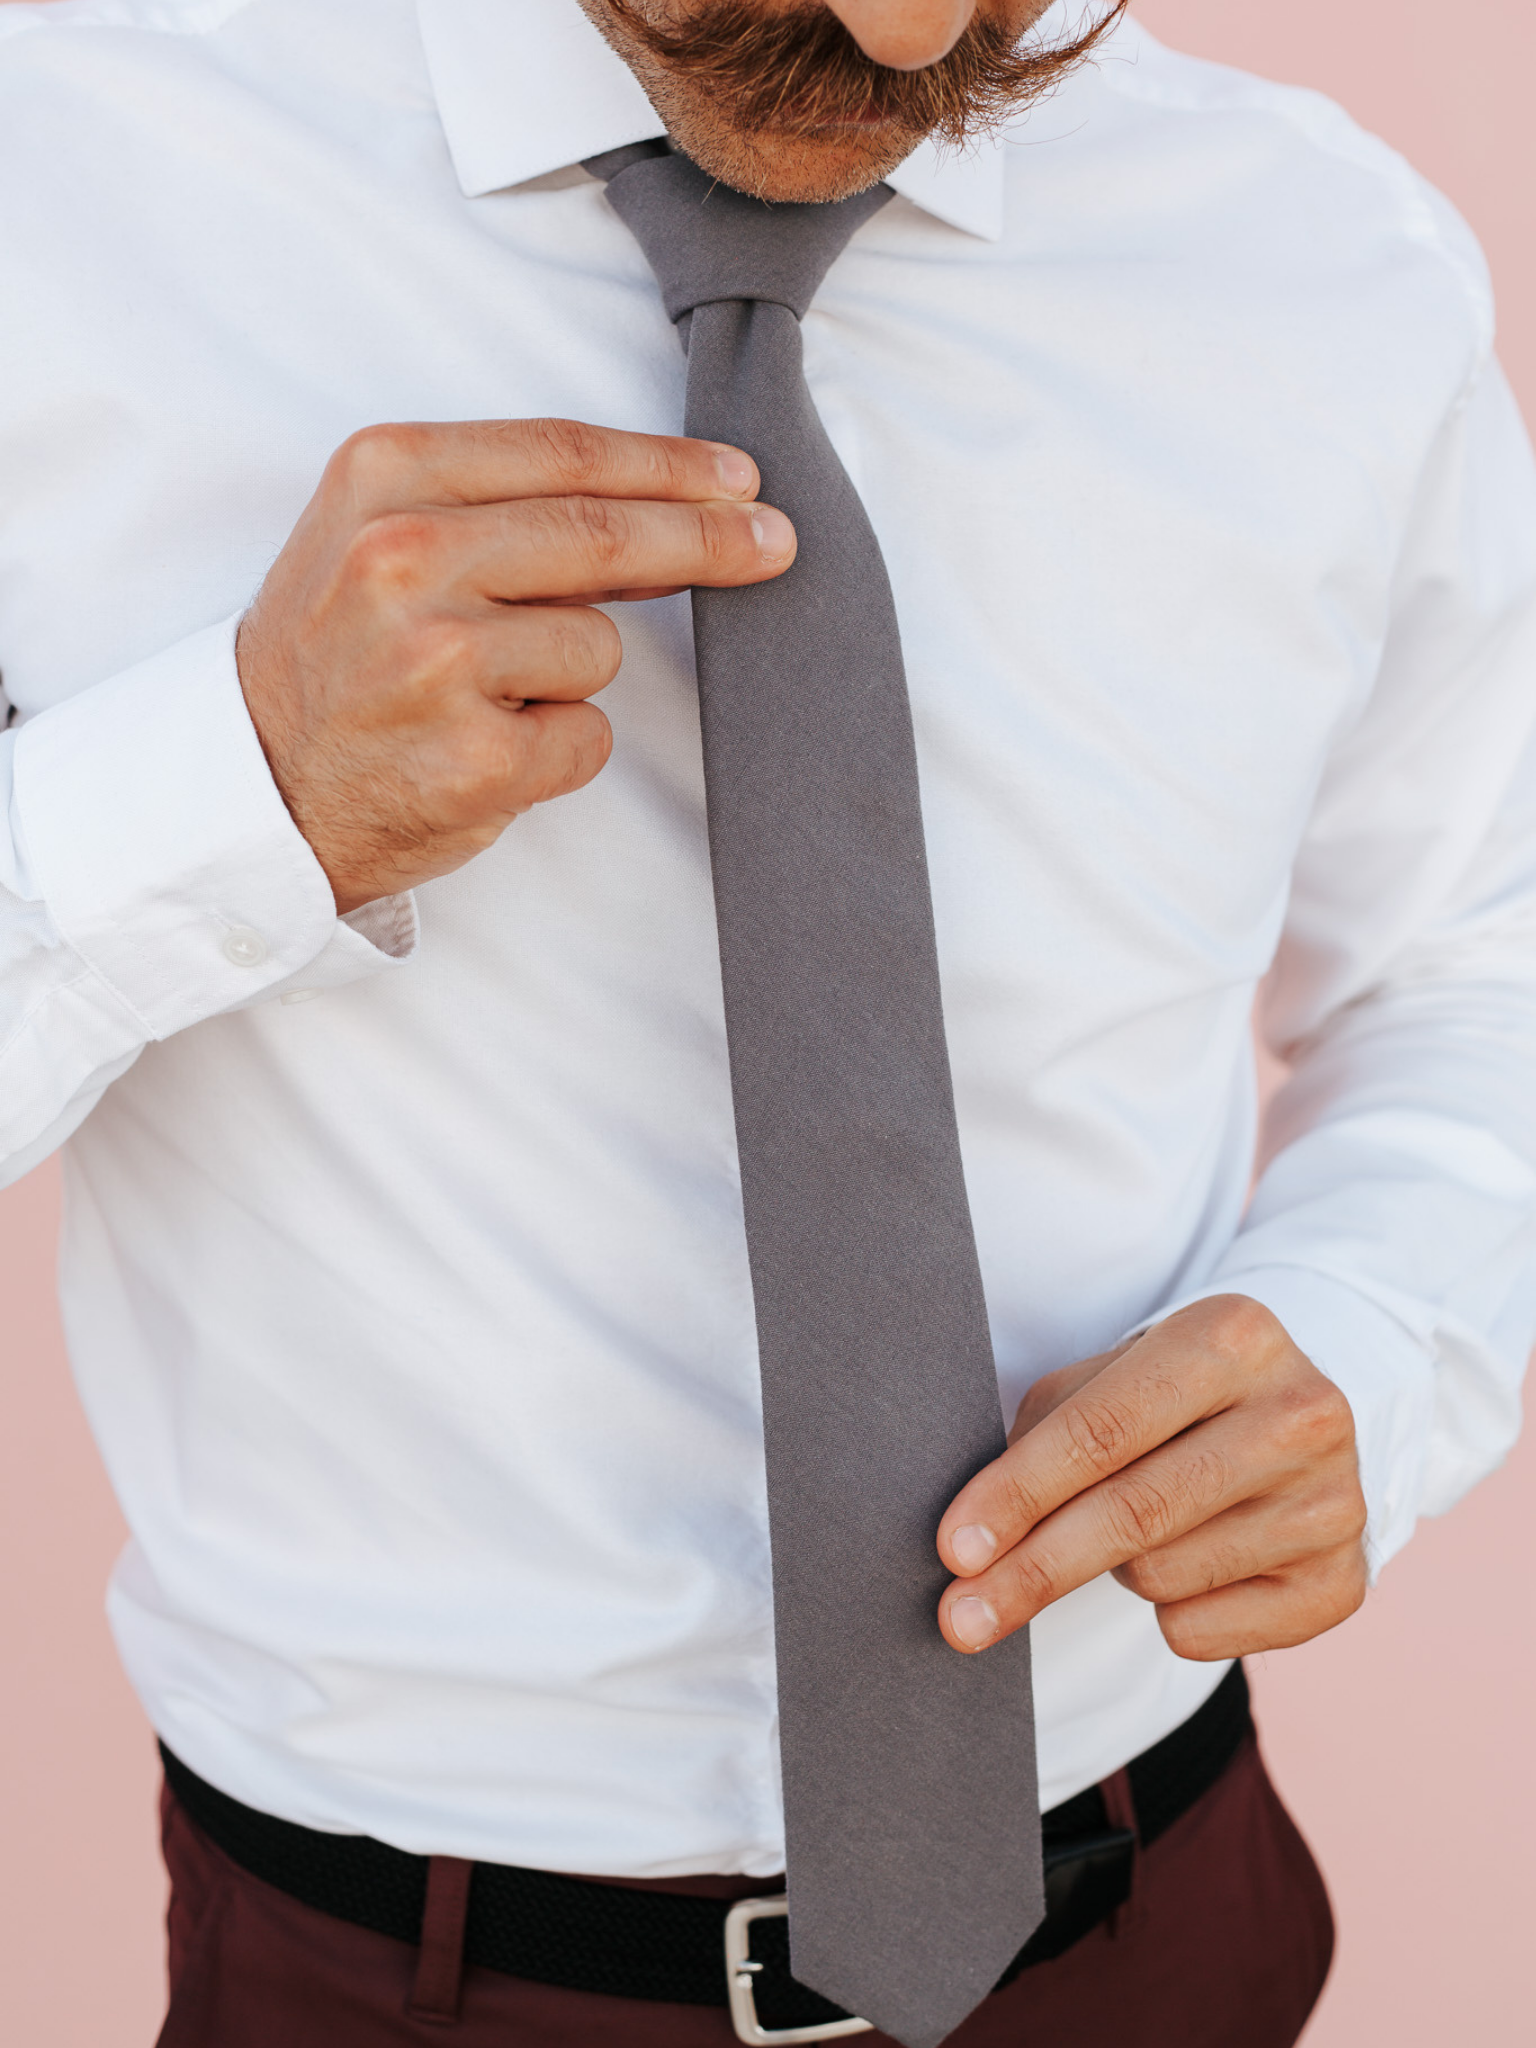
[597, 0, 1127, 153]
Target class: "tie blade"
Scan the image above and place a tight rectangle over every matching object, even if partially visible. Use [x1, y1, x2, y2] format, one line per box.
[783, 1623, 1044, 2048]
[791, 1882, 1046, 2048]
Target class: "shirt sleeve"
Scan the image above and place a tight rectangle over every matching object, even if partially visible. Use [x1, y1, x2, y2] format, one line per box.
[1150, 356, 1536, 1573]
[1, 612, 417, 1188]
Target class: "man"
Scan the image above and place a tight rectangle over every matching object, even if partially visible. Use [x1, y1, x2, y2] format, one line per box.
[2, 0, 1533, 2041]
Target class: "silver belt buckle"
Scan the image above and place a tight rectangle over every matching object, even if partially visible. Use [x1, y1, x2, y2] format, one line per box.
[724, 1895, 875, 2045]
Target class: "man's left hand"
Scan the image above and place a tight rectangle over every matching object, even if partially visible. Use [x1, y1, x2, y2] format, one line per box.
[935, 1295, 1368, 1661]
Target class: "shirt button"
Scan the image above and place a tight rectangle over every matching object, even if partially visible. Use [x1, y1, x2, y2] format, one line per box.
[222, 925, 269, 968]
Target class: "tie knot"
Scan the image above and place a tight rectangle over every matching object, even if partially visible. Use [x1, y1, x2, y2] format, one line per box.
[587, 146, 893, 326]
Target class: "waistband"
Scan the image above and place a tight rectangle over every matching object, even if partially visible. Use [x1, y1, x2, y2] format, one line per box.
[162, 1662, 1250, 2034]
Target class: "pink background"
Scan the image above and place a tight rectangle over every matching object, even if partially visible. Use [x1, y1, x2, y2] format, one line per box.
[2, 2, 1533, 2042]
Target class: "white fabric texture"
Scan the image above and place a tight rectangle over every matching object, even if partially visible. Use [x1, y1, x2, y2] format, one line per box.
[1, 0, 1533, 1873]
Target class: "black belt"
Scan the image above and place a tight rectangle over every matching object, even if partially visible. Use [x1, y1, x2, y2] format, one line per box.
[162, 1662, 1249, 2043]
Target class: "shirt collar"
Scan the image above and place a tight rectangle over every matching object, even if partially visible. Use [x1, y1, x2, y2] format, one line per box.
[415, 0, 1021, 241]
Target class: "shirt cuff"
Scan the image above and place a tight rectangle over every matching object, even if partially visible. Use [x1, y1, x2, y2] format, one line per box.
[1129, 1263, 1437, 1575]
[12, 613, 416, 1037]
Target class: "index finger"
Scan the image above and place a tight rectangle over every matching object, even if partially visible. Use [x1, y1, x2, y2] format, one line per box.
[325, 417, 759, 517]
[936, 1313, 1244, 1578]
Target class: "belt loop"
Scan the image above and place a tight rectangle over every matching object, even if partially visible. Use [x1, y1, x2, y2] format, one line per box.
[407, 1856, 474, 2024]
[1099, 1768, 1140, 1940]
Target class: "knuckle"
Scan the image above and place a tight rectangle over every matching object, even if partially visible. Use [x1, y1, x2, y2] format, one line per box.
[1063, 1393, 1140, 1477]
[1158, 1605, 1228, 1662]
[1273, 1376, 1354, 1460]
[1104, 1471, 1181, 1552]
[1103, 1444, 1227, 1556]
[535, 703, 613, 796]
[1192, 1293, 1281, 1365]
[993, 1463, 1048, 1535]
[1304, 1483, 1368, 1550]
[434, 732, 507, 820]
[1194, 1540, 1245, 1596]
[1156, 1602, 1198, 1653]
[508, 700, 601, 793]
[329, 421, 424, 497]
[1115, 1551, 1168, 1601]
[653, 436, 698, 497]
[694, 502, 740, 576]
[550, 608, 621, 687]
[344, 510, 442, 595]
[1124, 1535, 1229, 1604]
[1002, 1545, 1059, 1617]
[1326, 1543, 1369, 1618]
[1269, 1550, 1367, 1645]
[407, 615, 478, 689]
[563, 493, 633, 577]
[526, 416, 616, 492]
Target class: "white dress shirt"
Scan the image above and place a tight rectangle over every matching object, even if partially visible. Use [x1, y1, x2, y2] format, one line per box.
[3, 0, 1535, 1875]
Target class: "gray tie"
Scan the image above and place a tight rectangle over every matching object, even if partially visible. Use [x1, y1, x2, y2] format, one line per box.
[586, 144, 1042, 2048]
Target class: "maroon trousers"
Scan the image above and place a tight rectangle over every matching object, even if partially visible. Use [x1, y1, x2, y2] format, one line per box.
[156, 1733, 1333, 2048]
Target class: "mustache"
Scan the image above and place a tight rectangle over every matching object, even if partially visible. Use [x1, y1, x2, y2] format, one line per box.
[602, 0, 1128, 146]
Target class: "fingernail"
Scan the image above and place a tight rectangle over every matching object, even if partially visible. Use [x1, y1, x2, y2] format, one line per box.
[949, 1596, 999, 1649]
[950, 1524, 997, 1573]
[711, 445, 756, 496]
[750, 506, 795, 562]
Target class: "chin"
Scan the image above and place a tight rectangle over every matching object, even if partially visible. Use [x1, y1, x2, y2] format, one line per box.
[656, 96, 918, 202]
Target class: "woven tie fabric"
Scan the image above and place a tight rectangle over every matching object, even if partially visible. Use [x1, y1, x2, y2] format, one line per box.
[586, 144, 1043, 2048]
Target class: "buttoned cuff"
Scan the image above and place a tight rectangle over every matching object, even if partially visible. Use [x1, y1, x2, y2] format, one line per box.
[12, 613, 416, 1038]
[1128, 1263, 1437, 1575]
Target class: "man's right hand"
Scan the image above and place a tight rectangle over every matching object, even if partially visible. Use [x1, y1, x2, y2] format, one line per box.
[237, 418, 795, 912]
